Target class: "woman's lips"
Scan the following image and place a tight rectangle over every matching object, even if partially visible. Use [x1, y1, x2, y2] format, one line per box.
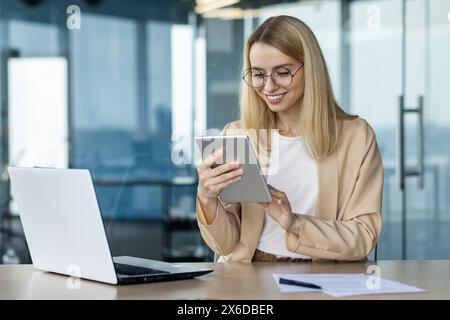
[265, 92, 287, 105]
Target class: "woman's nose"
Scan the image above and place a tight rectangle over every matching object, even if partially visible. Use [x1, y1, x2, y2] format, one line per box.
[263, 76, 278, 91]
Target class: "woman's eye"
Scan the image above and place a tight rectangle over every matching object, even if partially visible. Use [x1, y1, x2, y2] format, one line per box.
[253, 73, 265, 78]
[276, 71, 290, 77]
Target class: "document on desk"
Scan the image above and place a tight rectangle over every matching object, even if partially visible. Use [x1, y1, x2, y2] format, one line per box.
[273, 274, 427, 297]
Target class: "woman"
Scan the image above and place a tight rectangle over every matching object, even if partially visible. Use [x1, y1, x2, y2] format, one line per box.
[196, 15, 383, 262]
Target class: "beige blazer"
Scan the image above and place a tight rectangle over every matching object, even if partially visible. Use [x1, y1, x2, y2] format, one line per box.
[196, 117, 383, 262]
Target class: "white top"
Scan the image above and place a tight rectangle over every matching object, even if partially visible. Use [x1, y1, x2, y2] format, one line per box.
[256, 131, 318, 259]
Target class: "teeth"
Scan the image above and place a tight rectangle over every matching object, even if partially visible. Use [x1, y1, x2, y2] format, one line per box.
[267, 93, 286, 100]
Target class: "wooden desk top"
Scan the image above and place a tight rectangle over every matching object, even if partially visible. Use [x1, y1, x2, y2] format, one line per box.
[0, 260, 448, 299]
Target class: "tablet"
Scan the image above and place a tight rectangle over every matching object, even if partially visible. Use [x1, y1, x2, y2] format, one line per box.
[196, 134, 272, 203]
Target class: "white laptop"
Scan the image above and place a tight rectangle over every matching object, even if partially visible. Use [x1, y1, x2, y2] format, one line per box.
[7, 167, 212, 285]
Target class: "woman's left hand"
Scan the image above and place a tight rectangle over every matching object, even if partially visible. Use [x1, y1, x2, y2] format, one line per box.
[258, 185, 296, 231]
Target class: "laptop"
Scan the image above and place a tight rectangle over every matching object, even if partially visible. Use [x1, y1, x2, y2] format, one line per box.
[7, 167, 213, 285]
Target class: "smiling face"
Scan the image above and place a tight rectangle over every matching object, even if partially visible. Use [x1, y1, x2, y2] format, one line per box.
[248, 42, 304, 115]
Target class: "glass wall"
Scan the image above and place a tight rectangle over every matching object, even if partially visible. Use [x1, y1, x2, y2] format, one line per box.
[0, 0, 201, 262]
[1, 0, 450, 262]
[350, 0, 403, 259]
[350, 0, 450, 259]
[0, 0, 197, 219]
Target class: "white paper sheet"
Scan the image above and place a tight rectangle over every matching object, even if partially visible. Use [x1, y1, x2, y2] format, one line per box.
[273, 273, 427, 297]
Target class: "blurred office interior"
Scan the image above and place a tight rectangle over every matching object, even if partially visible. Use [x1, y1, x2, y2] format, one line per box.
[0, 0, 449, 264]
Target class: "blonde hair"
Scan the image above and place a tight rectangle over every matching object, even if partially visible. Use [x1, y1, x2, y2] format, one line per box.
[240, 15, 356, 160]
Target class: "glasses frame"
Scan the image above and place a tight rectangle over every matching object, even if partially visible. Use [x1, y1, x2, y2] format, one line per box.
[242, 63, 304, 89]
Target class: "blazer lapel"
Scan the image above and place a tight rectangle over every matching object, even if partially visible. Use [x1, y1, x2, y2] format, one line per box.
[238, 128, 270, 261]
[240, 202, 265, 260]
[315, 148, 339, 220]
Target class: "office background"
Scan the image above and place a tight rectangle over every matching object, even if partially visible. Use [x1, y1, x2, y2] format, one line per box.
[0, 0, 449, 264]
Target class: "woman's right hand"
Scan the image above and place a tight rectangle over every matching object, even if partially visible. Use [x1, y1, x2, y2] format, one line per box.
[197, 148, 244, 207]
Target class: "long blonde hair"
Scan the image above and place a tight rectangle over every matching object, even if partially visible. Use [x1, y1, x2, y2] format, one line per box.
[240, 15, 356, 160]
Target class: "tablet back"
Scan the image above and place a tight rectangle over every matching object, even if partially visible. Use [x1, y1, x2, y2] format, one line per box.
[196, 135, 272, 203]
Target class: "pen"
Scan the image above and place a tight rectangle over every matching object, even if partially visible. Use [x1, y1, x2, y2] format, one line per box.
[279, 277, 322, 289]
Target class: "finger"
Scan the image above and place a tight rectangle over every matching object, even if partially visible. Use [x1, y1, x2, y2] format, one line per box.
[269, 190, 282, 198]
[257, 202, 270, 209]
[269, 190, 289, 204]
[269, 190, 284, 200]
[268, 185, 286, 198]
[205, 168, 243, 187]
[268, 194, 287, 207]
[207, 160, 241, 178]
[215, 175, 242, 191]
[268, 184, 284, 195]
[201, 148, 224, 169]
[278, 199, 291, 211]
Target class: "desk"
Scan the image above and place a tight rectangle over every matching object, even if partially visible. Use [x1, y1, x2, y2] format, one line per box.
[0, 260, 448, 299]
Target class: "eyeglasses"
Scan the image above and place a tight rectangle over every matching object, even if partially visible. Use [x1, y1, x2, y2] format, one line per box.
[242, 64, 304, 89]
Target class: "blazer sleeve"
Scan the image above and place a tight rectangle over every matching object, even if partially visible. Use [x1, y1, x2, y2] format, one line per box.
[197, 197, 241, 256]
[286, 123, 384, 261]
[196, 122, 242, 256]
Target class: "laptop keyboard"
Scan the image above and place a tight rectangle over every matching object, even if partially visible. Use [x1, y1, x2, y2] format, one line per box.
[114, 263, 169, 276]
